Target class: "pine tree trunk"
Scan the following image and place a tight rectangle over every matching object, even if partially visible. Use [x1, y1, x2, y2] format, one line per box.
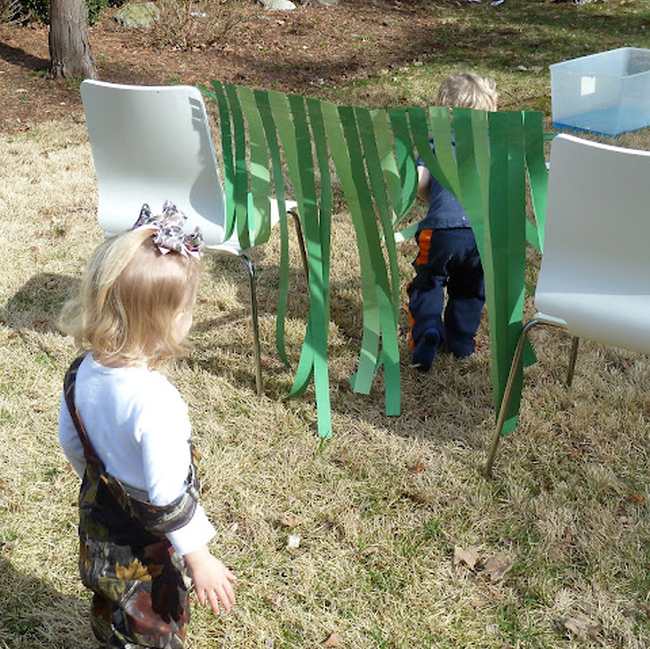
[49, 0, 97, 79]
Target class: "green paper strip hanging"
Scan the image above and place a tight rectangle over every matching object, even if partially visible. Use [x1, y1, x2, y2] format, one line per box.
[224, 85, 251, 251]
[486, 111, 527, 437]
[265, 90, 332, 437]
[254, 89, 291, 366]
[322, 101, 381, 397]
[287, 93, 332, 438]
[306, 97, 333, 292]
[388, 108, 417, 219]
[339, 105, 400, 415]
[207, 81, 236, 241]
[371, 109, 404, 226]
[408, 106, 457, 199]
[356, 107, 401, 319]
[267, 90, 315, 399]
[523, 111, 548, 252]
[236, 86, 272, 247]
[429, 106, 462, 198]
[451, 108, 486, 256]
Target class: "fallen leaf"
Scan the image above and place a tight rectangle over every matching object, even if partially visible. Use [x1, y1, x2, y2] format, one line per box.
[323, 632, 343, 647]
[484, 554, 513, 582]
[409, 460, 427, 474]
[560, 614, 601, 640]
[453, 545, 480, 570]
[626, 493, 646, 505]
[286, 533, 301, 549]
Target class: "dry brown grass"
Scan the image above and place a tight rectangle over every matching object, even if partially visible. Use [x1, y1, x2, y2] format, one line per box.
[1, 114, 650, 649]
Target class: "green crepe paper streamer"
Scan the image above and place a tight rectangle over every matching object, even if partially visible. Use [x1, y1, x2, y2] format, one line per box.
[254, 89, 291, 366]
[267, 90, 315, 399]
[451, 108, 485, 257]
[306, 98, 333, 286]
[471, 110, 490, 224]
[224, 85, 251, 251]
[462, 108, 537, 372]
[339, 105, 400, 415]
[356, 107, 401, 318]
[268, 90, 332, 438]
[521, 111, 549, 369]
[371, 110, 404, 224]
[288, 97, 334, 399]
[322, 101, 381, 397]
[408, 106, 457, 199]
[524, 111, 548, 252]
[307, 97, 334, 430]
[429, 106, 461, 198]
[487, 112, 527, 437]
[237, 87, 272, 247]
[207, 81, 236, 241]
[287, 93, 332, 438]
[388, 109, 418, 214]
[397, 140, 417, 220]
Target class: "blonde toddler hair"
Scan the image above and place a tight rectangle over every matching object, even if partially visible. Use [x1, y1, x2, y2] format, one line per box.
[437, 73, 498, 111]
[59, 227, 201, 367]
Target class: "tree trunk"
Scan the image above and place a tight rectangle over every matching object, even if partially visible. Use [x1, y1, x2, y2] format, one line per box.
[49, 0, 97, 79]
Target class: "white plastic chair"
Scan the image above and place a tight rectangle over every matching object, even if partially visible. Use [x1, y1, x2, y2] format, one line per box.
[80, 80, 307, 396]
[485, 133, 650, 475]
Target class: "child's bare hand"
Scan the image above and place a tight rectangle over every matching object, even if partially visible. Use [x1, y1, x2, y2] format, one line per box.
[184, 546, 237, 614]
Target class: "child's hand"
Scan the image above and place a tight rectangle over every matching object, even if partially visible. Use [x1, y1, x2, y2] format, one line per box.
[184, 546, 237, 615]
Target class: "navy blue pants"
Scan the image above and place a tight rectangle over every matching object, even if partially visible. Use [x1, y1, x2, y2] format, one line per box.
[407, 227, 485, 369]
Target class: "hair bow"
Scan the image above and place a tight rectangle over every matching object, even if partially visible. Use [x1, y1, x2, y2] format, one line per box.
[133, 201, 204, 259]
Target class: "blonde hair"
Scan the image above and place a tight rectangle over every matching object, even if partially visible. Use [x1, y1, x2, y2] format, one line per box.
[437, 73, 498, 111]
[59, 227, 201, 367]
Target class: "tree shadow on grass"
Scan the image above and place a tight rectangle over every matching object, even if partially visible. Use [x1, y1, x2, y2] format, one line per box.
[0, 556, 91, 649]
[0, 41, 48, 72]
[2, 273, 79, 334]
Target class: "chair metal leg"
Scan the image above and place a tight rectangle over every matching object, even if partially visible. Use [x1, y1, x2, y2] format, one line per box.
[484, 318, 554, 478]
[566, 337, 579, 388]
[289, 209, 309, 283]
[240, 254, 263, 397]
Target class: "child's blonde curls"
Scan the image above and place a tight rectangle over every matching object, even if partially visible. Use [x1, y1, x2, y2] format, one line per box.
[437, 73, 498, 112]
[59, 227, 201, 367]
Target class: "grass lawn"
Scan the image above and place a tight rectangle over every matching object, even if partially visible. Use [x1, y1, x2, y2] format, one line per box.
[1, 1, 650, 648]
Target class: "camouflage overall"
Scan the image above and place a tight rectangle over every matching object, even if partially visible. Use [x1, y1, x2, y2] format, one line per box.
[64, 357, 201, 649]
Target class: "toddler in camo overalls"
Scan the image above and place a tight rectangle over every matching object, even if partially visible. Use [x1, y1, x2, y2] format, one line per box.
[58, 203, 236, 648]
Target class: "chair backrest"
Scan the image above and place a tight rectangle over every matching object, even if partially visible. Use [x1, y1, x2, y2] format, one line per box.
[80, 80, 227, 246]
[536, 133, 650, 352]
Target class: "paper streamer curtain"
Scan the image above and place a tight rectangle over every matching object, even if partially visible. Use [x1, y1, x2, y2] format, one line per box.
[203, 81, 548, 440]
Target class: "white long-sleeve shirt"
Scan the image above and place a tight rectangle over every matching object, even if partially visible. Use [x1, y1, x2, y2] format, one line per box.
[58, 353, 215, 556]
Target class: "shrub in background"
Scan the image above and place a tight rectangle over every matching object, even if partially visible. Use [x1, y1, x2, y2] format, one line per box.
[150, 0, 249, 51]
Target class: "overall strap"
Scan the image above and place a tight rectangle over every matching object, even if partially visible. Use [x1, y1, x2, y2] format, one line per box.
[63, 355, 105, 470]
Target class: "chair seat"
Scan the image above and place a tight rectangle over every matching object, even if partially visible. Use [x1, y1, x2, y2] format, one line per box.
[535, 292, 650, 354]
[206, 198, 298, 256]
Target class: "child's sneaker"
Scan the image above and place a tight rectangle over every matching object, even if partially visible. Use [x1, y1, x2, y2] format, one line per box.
[410, 330, 442, 372]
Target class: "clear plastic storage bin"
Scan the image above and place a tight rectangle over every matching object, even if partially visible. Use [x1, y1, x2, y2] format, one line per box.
[550, 47, 650, 136]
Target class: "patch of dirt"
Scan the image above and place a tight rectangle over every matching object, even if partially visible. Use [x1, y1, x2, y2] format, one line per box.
[0, 1, 443, 132]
